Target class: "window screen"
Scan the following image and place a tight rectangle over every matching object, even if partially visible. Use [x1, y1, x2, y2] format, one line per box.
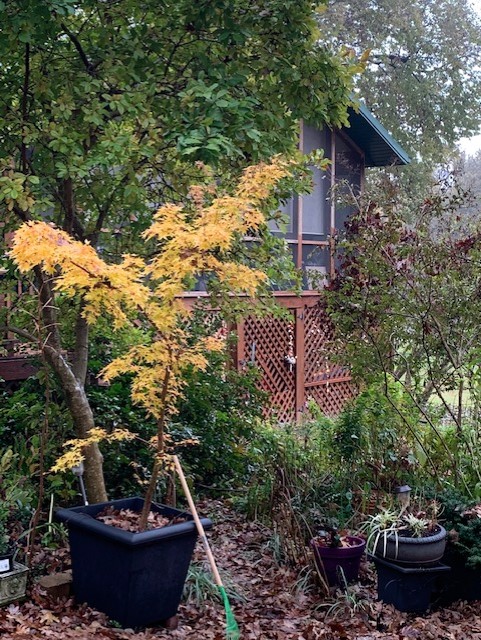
[301, 124, 329, 238]
[334, 133, 362, 233]
[268, 197, 295, 235]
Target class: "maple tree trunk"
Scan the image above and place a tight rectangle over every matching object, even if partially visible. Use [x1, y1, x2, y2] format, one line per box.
[138, 370, 171, 531]
[45, 345, 108, 503]
[37, 280, 107, 504]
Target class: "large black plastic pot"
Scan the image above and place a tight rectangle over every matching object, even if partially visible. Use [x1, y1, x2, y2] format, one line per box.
[371, 554, 450, 613]
[372, 525, 447, 566]
[56, 497, 212, 628]
[311, 536, 366, 586]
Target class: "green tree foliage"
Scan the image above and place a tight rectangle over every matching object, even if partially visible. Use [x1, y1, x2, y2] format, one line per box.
[451, 151, 481, 224]
[0, 0, 361, 501]
[320, 0, 481, 162]
[0, 0, 360, 245]
[319, 0, 481, 201]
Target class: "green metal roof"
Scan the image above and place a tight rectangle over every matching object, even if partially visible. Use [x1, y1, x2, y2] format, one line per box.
[346, 102, 411, 167]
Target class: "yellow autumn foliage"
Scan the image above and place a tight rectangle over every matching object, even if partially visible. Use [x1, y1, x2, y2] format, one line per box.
[12, 222, 149, 328]
[52, 428, 136, 473]
[10, 157, 292, 468]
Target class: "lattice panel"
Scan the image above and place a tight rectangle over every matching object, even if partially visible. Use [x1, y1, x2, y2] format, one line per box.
[242, 313, 296, 423]
[304, 303, 349, 383]
[306, 380, 355, 417]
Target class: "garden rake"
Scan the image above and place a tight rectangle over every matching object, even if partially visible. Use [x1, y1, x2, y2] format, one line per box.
[173, 455, 240, 640]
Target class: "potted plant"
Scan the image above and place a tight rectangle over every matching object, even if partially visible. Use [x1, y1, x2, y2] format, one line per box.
[364, 504, 447, 566]
[310, 525, 366, 587]
[0, 521, 28, 608]
[0, 467, 31, 606]
[0, 547, 28, 607]
[56, 497, 212, 628]
[11, 160, 294, 628]
[436, 492, 481, 604]
[363, 501, 449, 612]
[0, 522, 15, 575]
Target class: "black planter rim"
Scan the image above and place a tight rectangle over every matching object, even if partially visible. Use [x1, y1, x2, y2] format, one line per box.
[56, 496, 212, 547]
[381, 524, 446, 546]
[310, 535, 366, 552]
[369, 553, 451, 574]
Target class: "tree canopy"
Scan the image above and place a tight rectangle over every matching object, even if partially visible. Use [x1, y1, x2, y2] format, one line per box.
[319, 0, 481, 177]
[0, 0, 360, 249]
[0, 0, 362, 501]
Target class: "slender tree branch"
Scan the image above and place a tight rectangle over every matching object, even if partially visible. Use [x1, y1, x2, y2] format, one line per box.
[0, 325, 37, 343]
[62, 178, 76, 236]
[60, 23, 96, 75]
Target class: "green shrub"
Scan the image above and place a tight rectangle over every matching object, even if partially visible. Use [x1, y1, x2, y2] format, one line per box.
[87, 352, 268, 495]
[331, 379, 424, 492]
[0, 377, 78, 504]
[237, 417, 358, 566]
[437, 487, 481, 569]
[171, 354, 267, 487]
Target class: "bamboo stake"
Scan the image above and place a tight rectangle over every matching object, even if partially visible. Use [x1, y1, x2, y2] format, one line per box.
[173, 455, 240, 640]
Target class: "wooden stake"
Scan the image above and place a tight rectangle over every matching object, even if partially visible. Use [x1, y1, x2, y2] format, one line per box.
[173, 455, 223, 587]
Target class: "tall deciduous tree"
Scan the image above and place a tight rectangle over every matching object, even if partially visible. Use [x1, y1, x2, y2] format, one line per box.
[319, 0, 481, 201]
[0, 1, 361, 500]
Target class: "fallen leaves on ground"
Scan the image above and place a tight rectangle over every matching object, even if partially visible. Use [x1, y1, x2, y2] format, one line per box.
[95, 507, 185, 532]
[2, 500, 481, 639]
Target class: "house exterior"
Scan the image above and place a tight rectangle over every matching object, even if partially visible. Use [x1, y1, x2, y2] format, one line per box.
[0, 102, 409, 420]
[234, 103, 410, 421]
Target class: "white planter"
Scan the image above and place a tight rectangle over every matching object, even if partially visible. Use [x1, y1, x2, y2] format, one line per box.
[0, 562, 28, 605]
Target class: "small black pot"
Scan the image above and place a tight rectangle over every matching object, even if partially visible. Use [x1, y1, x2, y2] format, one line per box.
[56, 497, 212, 628]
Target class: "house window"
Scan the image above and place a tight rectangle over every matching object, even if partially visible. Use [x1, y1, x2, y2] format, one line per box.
[302, 167, 326, 236]
[334, 132, 362, 234]
[301, 124, 330, 238]
[268, 123, 364, 290]
[268, 196, 297, 237]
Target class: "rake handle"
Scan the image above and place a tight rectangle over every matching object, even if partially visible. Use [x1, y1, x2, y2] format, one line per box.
[173, 455, 223, 588]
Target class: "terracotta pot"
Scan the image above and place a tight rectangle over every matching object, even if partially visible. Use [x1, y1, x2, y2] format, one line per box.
[311, 535, 366, 586]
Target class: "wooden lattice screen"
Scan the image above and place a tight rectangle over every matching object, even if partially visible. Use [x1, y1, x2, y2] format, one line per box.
[240, 311, 297, 423]
[237, 296, 355, 421]
[303, 304, 354, 416]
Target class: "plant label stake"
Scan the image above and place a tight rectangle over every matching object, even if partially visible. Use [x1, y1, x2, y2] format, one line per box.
[173, 455, 240, 640]
[71, 462, 88, 505]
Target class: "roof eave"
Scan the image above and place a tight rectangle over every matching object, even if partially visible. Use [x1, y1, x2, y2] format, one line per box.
[346, 103, 411, 167]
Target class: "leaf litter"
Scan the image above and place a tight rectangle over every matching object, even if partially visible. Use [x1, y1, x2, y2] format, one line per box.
[1, 500, 481, 639]
[95, 506, 185, 532]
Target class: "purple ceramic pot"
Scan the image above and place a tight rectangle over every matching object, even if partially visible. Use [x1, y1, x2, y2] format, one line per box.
[311, 535, 366, 586]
